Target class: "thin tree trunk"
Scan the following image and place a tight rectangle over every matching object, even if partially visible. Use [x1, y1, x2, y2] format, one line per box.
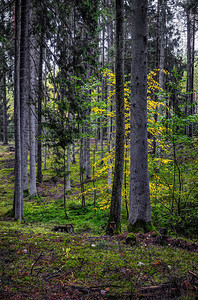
[85, 90, 91, 180]
[66, 143, 71, 191]
[63, 147, 68, 218]
[29, 3, 37, 197]
[37, 26, 44, 184]
[107, 0, 113, 191]
[3, 73, 8, 145]
[152, 0, 160, 155]
[156, 0, 166, 158]
[44, 48, 48, 171]
[108, 0, 125, 233]
[72, 141, 76, 163]
[80, 139, 85, 207]
[186, 6, 195, 137]
[14, 0, 23, 221]
[100, 23, 105, 161]
[20, 0, 29, 194]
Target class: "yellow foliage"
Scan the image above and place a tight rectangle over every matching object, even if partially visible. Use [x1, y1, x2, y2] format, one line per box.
[79, 68, 169, 210]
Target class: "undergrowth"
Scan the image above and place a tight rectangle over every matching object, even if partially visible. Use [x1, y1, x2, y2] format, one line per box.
[0, 142, 198, 299]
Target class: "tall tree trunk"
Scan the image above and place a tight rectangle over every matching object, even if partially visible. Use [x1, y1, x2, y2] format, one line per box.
[72, 142, 76, 163]
[107, 0, 113, 191]
[20, 0, 29, 194]
[29, 3, 37, 196]
[1, 9, 8, 145]
[128, 0, 151, 231]
[3, 72, 8, 145]
[156, 0, 166, 158]
[152, 0, 160, 155]
[66, 143, 71, 192]
[108, 0, 125, 233]
[186, 5, 195, 137]
[80, 138, 85, 207]
[100, 23, 105, 161]
[14, 0, 23, 221]
[85, 89, 91, 180]
[37, 26, 44, 184]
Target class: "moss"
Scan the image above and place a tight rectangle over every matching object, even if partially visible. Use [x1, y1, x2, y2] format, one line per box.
[128, 220, 156, 233]
[126, 233, 137, 246]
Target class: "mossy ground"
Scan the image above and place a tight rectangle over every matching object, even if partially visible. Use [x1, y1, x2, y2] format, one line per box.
[0, 221, 198, 299]
[0, 143, 198, 299]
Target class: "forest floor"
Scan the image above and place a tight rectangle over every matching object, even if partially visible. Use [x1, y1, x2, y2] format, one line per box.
[0, 143, 198, 299]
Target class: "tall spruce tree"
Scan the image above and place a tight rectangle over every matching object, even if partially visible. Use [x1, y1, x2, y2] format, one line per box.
[128, 0, 151, 232]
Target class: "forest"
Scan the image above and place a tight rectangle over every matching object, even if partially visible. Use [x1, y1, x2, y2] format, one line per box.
[0, 0, 198, 299]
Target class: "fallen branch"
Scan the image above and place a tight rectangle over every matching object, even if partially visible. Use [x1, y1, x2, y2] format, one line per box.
[30, 251, 43, 275]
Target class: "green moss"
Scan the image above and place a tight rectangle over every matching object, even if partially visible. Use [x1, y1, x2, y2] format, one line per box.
[126, 233, 137, 246]
[128, 220, 156, 233]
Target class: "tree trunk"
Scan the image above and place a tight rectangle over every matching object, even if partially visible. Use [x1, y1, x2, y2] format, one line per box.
[80, 138, 85, 207]
[3, 72, 8, 145]
[156, 0, 166, 158]
[29, 3, 37, 197]
[20, 0, 29, 194]
[128, 0, 151, 231]
[72, 142, 76, 163]
[107, 0, 113, 191]
[37, 26, 44, 184]
[85, 91, 91, 180]
[66, 143, 71, 192]
[100, 23, 105, 161]
[186, 5, 195, 137]
[14, 0, 23, 221]
[108, 0, 125, 233]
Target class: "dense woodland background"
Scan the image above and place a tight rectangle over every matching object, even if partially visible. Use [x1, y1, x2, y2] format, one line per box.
[0, 0, 198, 298]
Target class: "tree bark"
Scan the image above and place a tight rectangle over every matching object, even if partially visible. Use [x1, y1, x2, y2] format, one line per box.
[85, 91, 91, 180]
[108, 0, 125, 233]
[3, 72, 8, 145]
[37, 25, 44, 184]
[66, 136, 71, 192]
[20, 0, 29, 194]
[128, 0, 151, 229]
[186, 5, 195, 137]
[14, 0, 23, 221]
[29, 3, 37, 196]
[156, 0, 166, 158]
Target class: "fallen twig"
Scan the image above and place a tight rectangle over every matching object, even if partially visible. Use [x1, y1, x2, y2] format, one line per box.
[188, 270, 198, 279]
[30, 251, 43, 275]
